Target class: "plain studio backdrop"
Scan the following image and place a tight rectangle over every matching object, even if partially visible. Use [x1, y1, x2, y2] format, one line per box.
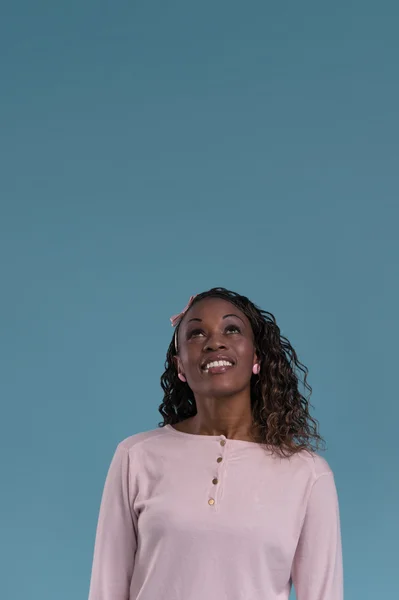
[0, 1, 397, 599]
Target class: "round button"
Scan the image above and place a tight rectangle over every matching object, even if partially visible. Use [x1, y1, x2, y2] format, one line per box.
[217, 457, 223, 463]
[212, 478, 218, 484]
[208, 498, 215, 505]
[220, 439, 226, 446]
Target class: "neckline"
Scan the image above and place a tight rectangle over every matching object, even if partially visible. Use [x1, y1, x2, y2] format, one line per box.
[164, 423, 262, 446]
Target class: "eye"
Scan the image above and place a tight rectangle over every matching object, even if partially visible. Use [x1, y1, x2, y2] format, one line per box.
[187, 328, 205, 339]
[225, 324, 241, 334]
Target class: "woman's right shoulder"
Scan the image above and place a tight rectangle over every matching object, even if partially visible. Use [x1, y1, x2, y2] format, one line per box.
[117, 426, 169, 453]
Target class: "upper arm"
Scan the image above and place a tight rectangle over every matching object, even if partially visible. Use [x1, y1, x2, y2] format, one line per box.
[291, 472, 344, 600]
[88, 443, 138, 600]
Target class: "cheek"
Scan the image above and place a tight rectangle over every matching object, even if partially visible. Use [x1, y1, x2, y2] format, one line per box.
[236, 339, 256, 364]
[179, 346, 201, 374]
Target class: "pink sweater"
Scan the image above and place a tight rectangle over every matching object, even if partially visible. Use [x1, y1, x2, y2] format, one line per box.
[88, 425, 344, 600]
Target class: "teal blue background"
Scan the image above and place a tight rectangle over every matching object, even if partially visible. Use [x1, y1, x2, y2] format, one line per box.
[1, 1, 397, 598]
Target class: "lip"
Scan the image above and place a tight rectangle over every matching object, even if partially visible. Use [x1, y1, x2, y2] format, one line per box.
[200, 354, 236, 371]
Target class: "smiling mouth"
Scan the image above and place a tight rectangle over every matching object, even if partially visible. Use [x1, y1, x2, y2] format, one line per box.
[202, 360, 235, 374]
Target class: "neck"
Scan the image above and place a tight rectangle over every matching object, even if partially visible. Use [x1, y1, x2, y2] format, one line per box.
[189, 391, 257, 441]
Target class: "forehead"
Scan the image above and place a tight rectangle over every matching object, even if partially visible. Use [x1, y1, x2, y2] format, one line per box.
[182, 297, 248, 325]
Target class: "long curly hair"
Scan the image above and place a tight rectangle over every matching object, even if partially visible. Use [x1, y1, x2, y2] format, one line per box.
[158, 287, 326, 458]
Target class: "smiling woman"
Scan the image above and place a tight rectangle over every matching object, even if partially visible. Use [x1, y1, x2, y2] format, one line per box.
[88, 287, 344, 600]
[160, 287, 325, 453]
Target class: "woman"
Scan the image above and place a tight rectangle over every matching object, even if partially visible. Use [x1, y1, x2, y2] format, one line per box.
[88, 287, 344, 600]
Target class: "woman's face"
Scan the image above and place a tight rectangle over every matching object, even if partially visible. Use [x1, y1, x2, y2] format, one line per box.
[175, 297, 258, 399]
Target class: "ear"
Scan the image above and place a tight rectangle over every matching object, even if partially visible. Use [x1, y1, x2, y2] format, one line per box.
[173, 355, 183, 374]
[252, 350, 259, 368]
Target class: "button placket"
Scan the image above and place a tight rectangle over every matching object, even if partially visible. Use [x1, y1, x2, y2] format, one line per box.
[208, 435, 227, 508]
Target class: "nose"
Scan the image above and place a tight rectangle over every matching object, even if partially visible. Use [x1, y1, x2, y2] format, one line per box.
[204, 333, 228, 352]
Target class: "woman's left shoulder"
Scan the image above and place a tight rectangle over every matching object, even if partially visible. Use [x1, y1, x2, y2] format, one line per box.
[293, 448, 335, 479]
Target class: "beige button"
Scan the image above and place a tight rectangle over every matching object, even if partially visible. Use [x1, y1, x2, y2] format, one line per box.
[208, 498, 215, 505]
[217, 456, 223, 463]
[220, 439, 226, 446]
[212, 477, 219, 484]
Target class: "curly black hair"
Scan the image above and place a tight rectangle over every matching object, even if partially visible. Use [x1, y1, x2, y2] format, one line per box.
[158, 287, 326, 458]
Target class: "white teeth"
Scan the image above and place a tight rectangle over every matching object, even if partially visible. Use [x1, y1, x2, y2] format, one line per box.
[204, 360, 233, 372]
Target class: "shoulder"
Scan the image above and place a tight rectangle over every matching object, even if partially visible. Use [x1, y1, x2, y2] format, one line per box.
[290, 448, 335, 481]
[116, 426, 169, 454]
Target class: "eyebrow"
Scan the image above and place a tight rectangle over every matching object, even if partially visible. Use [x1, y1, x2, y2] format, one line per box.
[187, 313, 245, 324]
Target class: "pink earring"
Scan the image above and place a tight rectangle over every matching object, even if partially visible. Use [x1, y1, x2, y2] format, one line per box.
[252, 363, 260, 375]
[178, 373, 186, 382]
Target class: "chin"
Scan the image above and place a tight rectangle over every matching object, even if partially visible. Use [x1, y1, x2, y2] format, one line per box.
[204, 380, 246, 397]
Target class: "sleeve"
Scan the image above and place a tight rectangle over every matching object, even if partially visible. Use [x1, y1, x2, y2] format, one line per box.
[88, 442, 138, 600]
[291, 472, 344, 600]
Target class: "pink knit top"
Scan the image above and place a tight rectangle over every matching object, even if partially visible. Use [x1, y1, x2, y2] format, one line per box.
[88, 425, 344, 599]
